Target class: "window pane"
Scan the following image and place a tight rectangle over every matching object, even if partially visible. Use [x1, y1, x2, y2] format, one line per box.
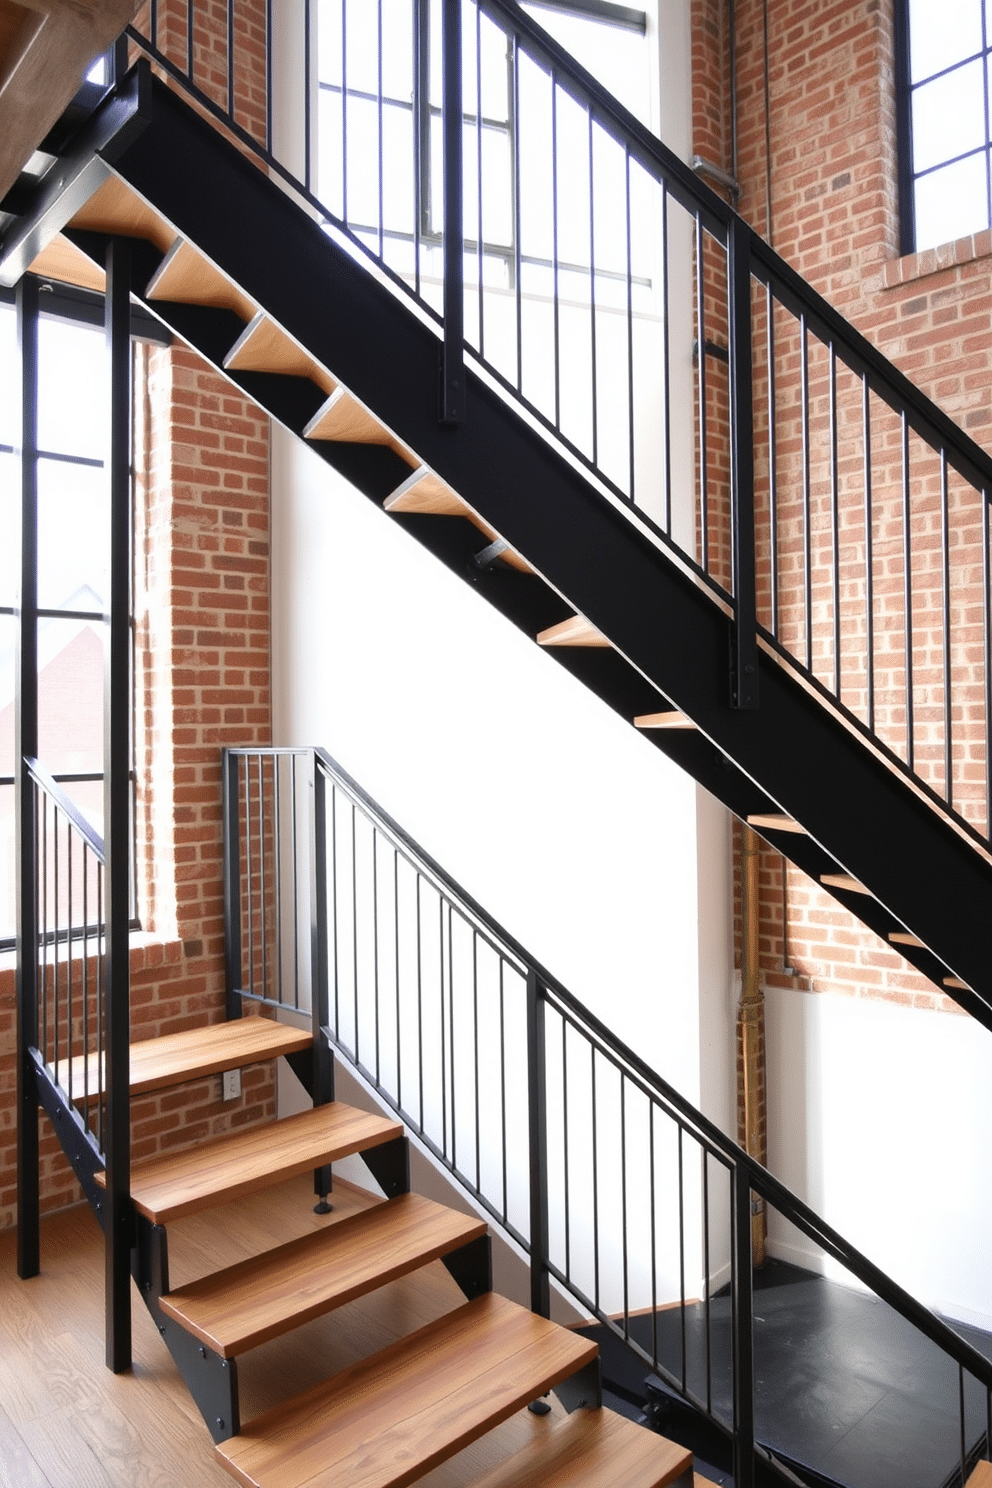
[0, 612, 15, 778]
[521, 4, 651, 125]
[912, 60, 986, 173]
[0, 302, 15, 450]
[37, 315, 107, 461]
[914, 151, 989, 248]
[909, 0, 982, 83]
[0, 451, 16, 608]
[0, 782, 13, 942]
[37, 457, 108, 611]
[37, 616, 104, 777]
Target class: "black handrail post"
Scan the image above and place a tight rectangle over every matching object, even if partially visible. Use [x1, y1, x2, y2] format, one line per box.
[732, 1167, 757, 1488]
[15, 274, 40, 1282]
[222, 749, 243, 1021]
[729, 215, 759, 709]
[441, 0, 465, 424]
[104, 236, 133, 1373]
[526, 968, 551, 1318]
[310, 755, 335, 1207]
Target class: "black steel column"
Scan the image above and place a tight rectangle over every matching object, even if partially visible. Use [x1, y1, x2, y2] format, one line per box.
[526, 969, 550, 1317]
[440, 0, 464, 423]
[103, 239, 133, 1373]
[222, 749, 243, 1021]
[15, 275, 40, 1281]
[731, 1167, 756, 1488]
[729, 216, 759, 709]
[310, 756, 334, 1207]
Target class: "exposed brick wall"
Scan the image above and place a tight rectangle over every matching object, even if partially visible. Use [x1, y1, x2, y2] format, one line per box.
[696, 0, 991, 1016]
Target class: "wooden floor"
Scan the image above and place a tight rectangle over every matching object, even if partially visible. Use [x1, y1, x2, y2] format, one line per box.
[0, 1177, 579, 1488]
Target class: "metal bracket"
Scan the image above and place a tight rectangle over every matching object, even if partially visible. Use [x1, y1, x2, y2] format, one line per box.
[472, 537, 510, 571]
[441, 1233, 492, 1300]
[31, 1054, 107, 1226]
[552, 1357, 602, 1413]
[360, 1134, 410, 1198]
[132, 1214, 240, 1442]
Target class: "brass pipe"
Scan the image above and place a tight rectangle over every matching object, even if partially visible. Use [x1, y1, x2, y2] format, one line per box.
[738, 823, 766, 1266]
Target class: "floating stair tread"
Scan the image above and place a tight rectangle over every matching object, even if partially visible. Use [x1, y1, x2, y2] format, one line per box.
[215, 1291, 598, 1488]
[537, 615, 611, 648]
[27, 233, 106, 293]
[944, 976, 971, 991]
[224, 311, 336, 393]
[383, 469, 534, 573]
[889, 931, 925, 948]
[820, 873, 871, 897]
[68, 173, 176, 254]
[470, 1407, 693, 1488]
[304, 387, 417, 465]
[746, 813, 806, 835]
[68, 1017, 312, 1099]
[145, 236, 258, 322]
[99, 1103, 402, 1224]
[966, 1464, 992, 1487]
[634, 711, 696, 730]
[160, 1191, 487, 1356]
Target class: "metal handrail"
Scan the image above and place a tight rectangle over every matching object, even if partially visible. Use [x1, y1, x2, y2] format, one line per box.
[224, 745, 992, 1488]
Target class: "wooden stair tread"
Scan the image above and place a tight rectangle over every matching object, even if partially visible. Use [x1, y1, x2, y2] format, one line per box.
[28, 233, 106, 293]
[944, 975, 971, 991]
[966, 1463, 992, 1487]
[145, 235, 258, 321]
[820, 873, 871, 897]
[304, 386, 417, 465]
[470, 1407, 693, 1488]
[68, 173, 176, 254]
[537, 615, 611, 648]
[889, 930, 925, 948]
[215, 1291, 598, 1488]
[634, 711, 696, 730]
[160, 1192, 486, 1356]
[746, 813, 806, 835]
[384, 469, 534, 573]
[99, 1103, 402, 1224]
[69, 1016, 312, 1098]
[224, 311, 337, 393]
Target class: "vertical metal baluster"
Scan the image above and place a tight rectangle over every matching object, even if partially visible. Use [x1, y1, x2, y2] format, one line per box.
[441, 0, 465, 422]
[82, 843, 89, 1122]
[767, 286, 779, 634]
[591, 1044, 600, 1313]
[53, 807, 59, 1081]
[650, 1104, 658, 1368]
[703, 1149, 712, 1413]
[439, 895, 447, 1154]
[41, 794, 48, 1062]
[696, 214, 709, 572]
[902, 412, 914, 770]
[499, 959, 508, 1225]
[801, 315, 812, 672]
[258, 754, 267, 998]
[475, 1, 484, 358]
[526, 968, 550, 1317]
[471, 933, 480, 1191]
[97, 868, 104, 1152]
[341, 0, 348, 223]
[227, 0, 235, 121]
[986, 1383, 991, 1461]
[512, 34, 523, 394]
[372, 826, 380, 1083]
[222, 751, 242, 1018]
[412, 0, 422, 296]
[562, 1014, 570, 1279]
[625, 149, 635, 504]
[274, 755, 283, 1009]
[150, 0, 158, 52]
[678, 1125, 686, 1393]
[416, 874, 424, 1133]
[448, 903, 456, 1168]
[245, 752, 254, 997]
[864, 380, 875, 733]
[66, 824, 73, 1105]
[351, 801, 359, 1060]
[378, 0, 385, 262]
[394, 848, 402, 1111]
[941, 451, 953, 807]
[265, 0, 273, 156]
[552, 82, 561, 432]
[829, 342, 840, 697]
[960, 1365, 968, 1486]
[187, 0, 193, 81]
[732, 1168, 756, 1488]
[291, 755, 300, 1010]
[620, 1077, 629, 1337]
[985, 496, 992, 840]
[587, 108, 598, 468]
[330, 784, 339, 1032]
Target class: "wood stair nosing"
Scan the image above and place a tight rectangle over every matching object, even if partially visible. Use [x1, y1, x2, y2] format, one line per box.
[97, 1102, 403, 1225]
[634, 711, 696, 731]
[745, 812, 807, 835]
[215, 1291, 598, 1488]
[144, 232, 258, 322]
[384, 468, 535, 574]
[223, 310, 337, 394]
[537, 615, 611, 649]
[469, 1406, 694, 1488]
[159, 1191, 488, 1357]
[67, 1017, 312, 1099]
[304, 385, 417, 465]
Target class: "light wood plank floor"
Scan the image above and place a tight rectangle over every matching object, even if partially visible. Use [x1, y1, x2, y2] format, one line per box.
[0, 1177, 585, 1488]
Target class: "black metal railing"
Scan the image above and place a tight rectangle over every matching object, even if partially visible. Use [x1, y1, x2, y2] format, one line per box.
[224, 745, 992, 1488]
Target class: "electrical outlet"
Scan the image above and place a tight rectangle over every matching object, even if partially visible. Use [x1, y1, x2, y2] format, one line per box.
[222, 1068, 242, 1102]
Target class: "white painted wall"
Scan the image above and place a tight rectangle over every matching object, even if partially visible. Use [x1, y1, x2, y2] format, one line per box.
[765, 986, 992, 1330]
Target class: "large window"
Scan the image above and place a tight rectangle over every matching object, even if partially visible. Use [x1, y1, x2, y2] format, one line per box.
[898, 0, 992, 252]
[0, 287, 138, 947]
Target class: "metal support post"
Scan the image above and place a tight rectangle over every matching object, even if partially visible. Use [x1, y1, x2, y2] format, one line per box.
[104, 237, 133, 1373]
[222, 749, 243, 1022]
[526, 969, 550, 1318]
[729, 216, 758, 709]
[310, 755, 335, 1210]
[15, 274, 40, 1281]
[732, 1168, 756, 1488]
[440, 0, 465, 423]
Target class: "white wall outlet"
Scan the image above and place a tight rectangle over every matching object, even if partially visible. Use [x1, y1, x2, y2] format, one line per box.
[222, 1068, 242, 1102]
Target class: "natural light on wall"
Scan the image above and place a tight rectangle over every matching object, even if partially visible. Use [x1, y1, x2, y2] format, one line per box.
[905, 0, 992, 250]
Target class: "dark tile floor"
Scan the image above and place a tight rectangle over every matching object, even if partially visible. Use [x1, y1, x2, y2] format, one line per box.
[582, 1261, 992, 1488]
